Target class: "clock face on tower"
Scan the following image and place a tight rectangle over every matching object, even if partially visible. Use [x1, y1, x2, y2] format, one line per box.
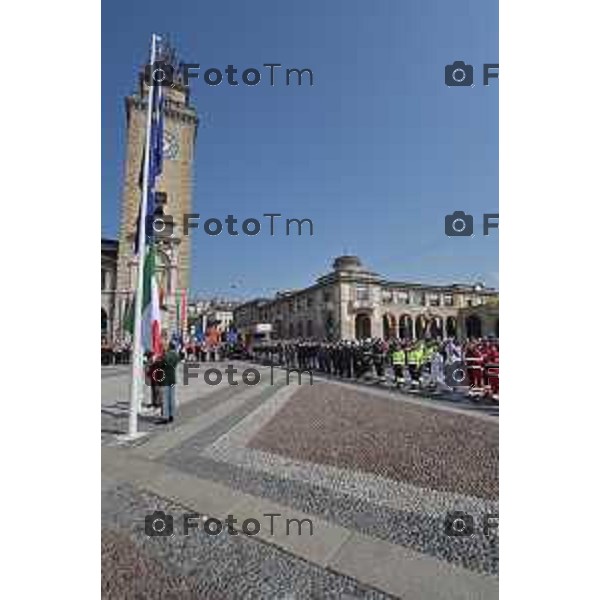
[163, 130, 179, 160]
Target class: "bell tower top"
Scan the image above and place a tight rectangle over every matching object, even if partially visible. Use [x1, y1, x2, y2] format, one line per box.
[130, 38, 196, 113]
[126, 41, 198, 130]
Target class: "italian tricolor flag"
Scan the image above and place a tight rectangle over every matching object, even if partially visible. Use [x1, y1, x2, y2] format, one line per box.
[141, 244, 162, 356]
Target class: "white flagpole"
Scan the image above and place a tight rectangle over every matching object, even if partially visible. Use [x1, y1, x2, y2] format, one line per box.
[128, 33, 159, 436]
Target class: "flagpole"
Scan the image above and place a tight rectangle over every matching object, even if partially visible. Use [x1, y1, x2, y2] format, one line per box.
[128, 33, 159, 436]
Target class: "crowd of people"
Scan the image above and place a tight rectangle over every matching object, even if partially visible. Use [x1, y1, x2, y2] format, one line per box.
[101, 338, 132, 365]
[182, 340, 227, 362]
[244, 338, 499, 400]
[101, 338, 226, 366]
[102, 335, 499, 421]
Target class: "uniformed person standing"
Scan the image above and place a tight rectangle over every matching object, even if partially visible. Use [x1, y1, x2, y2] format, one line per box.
[391, 345, 406, 386]
[406, 342, 422, 387]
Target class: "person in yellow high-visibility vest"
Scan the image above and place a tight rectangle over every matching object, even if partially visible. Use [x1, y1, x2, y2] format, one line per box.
[406, 343, 422, 386]
[391, 346, 406, 386]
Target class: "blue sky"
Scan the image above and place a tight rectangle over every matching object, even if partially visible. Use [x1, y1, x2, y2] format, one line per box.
[102, 0, 498, 299]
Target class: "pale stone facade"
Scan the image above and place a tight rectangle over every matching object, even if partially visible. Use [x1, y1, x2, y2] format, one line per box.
[101, 238, 119, 340]
[113, 64, 198, 339]
[234, 256, 499, 343]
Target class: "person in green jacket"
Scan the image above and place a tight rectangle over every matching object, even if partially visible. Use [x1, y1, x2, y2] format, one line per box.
[162, 342, 180, 423]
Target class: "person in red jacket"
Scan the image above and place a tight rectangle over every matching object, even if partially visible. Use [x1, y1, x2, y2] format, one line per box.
[484, 343, 499, 397]
[465, 342, 484, 390]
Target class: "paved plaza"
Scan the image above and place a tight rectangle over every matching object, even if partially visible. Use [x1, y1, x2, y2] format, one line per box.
[102, 363, 499, 599]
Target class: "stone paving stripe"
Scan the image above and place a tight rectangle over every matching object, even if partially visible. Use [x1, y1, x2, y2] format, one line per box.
[328, 532, 498, 600]
[103, 449, 245, 516]
[202, 444, 497, 518]
[226, 494, 353, 567]
[202, 382, 305, 449]
[160, 453, 498, 576]
[131, 373, 290, 460]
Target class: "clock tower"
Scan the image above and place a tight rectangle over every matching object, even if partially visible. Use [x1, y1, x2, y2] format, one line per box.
[115, 58, 198, 339]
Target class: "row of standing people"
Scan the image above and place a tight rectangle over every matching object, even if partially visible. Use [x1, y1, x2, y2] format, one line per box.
[182, 341, 224, 363]
[247, 338, 499, 398]
[101, 339, 132, 365]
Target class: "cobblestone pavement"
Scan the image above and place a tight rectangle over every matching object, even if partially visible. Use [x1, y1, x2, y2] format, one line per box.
[102, 363, 499, 599]
[102, 482, 393, 599]
[248, 384, 498, 499]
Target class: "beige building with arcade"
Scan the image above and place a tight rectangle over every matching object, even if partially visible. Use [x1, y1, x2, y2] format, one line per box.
[234, 256, 498, 343]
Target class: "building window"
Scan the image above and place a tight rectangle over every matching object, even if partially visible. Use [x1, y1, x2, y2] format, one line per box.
[322, 290, 331, 303]
[324, 311, 335, 340]
[101, 269, 107, 291]
[429, 294, 440, 307]
[396, 291, 409, 305]
[307, 295, 313, 308]
[355, 286, 370, 302]
[413, 291, 426, 306]
[443, 294, 454, 306]
[466, 296, 483, 307]
[467, 296, 482, 306]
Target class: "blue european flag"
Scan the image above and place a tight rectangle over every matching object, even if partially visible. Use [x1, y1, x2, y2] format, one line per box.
[134, 62, 165, 254]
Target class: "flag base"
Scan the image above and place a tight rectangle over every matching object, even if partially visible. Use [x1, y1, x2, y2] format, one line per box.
[115, 431, 150, 445]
